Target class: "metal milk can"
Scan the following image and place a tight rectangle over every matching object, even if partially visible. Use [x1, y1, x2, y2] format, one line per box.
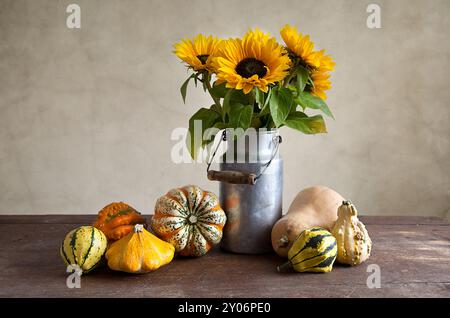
[207, 129, 283, 254]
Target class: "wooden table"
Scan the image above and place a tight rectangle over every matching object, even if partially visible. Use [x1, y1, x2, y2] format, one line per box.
[0, 215, 449, 298]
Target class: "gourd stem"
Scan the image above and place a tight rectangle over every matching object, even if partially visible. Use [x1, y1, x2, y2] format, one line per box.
[134, 224, 144, 233]
[277, 261, 292, 273]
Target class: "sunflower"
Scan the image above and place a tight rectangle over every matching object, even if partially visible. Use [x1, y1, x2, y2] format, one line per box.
[311, 49, 335, 72]
[310, 70, 332, 100]
[212, 29, 291, 94]
[280, 24, 335, 72]
[173, 34, 221, 72]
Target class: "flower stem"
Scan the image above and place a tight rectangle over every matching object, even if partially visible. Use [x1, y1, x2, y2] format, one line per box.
[283, 73, 295, 88]
[250, 89, 256, 107]
[203, 72, 224, 120]
[283, 59, 299, 88]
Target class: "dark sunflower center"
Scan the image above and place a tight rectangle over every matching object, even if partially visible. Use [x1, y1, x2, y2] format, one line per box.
[197, 54, 209, 65]
[235, 58, 267, 78]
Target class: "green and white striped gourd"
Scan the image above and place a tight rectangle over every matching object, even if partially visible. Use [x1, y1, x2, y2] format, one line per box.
[151, 185, 226, 257]
[277, 227, 337, 273]
[60, 226, 107, 273]
[331, 201, 372, 265]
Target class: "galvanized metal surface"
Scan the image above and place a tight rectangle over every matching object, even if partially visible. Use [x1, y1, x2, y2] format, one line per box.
[219, 129, 283, 254]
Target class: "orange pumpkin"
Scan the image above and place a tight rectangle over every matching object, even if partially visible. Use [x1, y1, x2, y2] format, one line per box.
[93, 202, 146, 241]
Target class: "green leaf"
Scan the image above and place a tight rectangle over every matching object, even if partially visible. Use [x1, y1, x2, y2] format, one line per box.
[231, 89, 250, 104]
[187, 108, 221, 159]
[254, 87, 265, 109]
[228, 103, 253, 131]
[213, 122, 227, 130]
[223, 89, 249, 117]
[284, 111, 327, 134]
[269, 87, 294, 127]
[209, 82, 228, 98]
[296, 91, 334, 118]
[295, 65, 309, 92]
[180, 74, 195, 104]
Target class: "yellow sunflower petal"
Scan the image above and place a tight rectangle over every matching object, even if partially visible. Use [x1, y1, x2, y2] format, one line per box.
[280, 24, 335, 72]
[311, 70, 332, 100]
[173, 34, 222, 72]
[213, 29, 290, 94]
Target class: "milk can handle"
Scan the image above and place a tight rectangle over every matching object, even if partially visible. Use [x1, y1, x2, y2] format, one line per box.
[206, 130, 282, 185]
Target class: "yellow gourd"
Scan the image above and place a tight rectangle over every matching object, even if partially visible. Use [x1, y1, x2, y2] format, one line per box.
[105, 224, 175, 273]
[331, 201, 372, 265]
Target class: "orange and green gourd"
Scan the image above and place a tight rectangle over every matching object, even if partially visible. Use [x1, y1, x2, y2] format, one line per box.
[93, 202, 146, 241]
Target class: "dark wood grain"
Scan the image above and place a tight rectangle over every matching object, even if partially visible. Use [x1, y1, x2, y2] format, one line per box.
[0, 215, 449, 298]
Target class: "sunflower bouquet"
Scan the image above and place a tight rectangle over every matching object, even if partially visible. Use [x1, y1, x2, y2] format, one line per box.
[174, 25, 335, 159]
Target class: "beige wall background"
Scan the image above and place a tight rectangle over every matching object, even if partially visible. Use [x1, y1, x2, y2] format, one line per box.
[0, 0, 449, 216]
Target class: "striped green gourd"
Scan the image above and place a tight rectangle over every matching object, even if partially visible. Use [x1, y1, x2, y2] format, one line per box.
[60, 226, 107, 273]
[277, 227, 337, 273]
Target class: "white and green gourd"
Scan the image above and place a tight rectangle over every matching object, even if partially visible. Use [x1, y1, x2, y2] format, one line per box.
[331, 201, 372, 266]
[60, 226, 108, 273]
[151, 185, 227, 257]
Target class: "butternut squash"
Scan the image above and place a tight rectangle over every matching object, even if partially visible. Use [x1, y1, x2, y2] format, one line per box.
[271, 186, 344, 257]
